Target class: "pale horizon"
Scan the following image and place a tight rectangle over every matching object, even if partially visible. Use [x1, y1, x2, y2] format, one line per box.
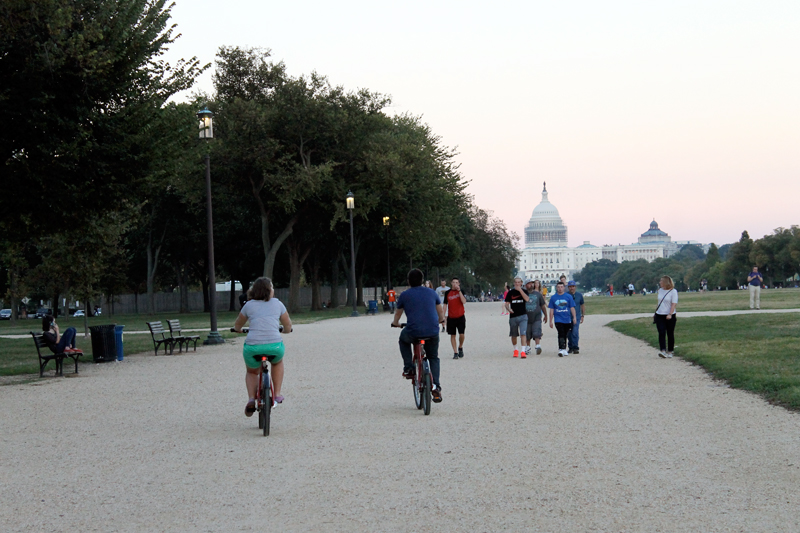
[163, 0, 800, 249]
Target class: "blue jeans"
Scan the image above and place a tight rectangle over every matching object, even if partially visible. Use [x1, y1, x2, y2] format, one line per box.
[568, 321, 580, 350]
[56, 327, 77, 353]
[399, 328, 440, 387]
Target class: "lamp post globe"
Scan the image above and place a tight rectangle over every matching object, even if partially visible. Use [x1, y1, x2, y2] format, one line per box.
[346, 191, 359, 317]
[383, 216, 391, 299]
[198, 105, 223, 345]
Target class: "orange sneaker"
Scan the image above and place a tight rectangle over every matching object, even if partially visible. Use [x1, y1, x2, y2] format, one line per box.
[521, 350, 527, 359]
[513, 349, 519, 358]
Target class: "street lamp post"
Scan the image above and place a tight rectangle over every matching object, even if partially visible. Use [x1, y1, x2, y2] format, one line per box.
[347, 191, 359, 317]
[383, 216, 391, 293]
[198, 106, 223, 345]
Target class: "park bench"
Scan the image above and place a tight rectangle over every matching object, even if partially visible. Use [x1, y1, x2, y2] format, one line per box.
[30, 332, 83, 377]
[167, 319, 199, 353]
[146, 321, 178, 355]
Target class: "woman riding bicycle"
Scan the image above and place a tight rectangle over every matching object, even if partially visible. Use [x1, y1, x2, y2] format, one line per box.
[233, 277, 292, 417]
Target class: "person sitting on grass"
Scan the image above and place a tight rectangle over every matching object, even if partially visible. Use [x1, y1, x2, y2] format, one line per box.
[41, 315, 80, 354]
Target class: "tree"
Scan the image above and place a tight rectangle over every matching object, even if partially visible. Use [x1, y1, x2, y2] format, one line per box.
[574, 259, 619, 290]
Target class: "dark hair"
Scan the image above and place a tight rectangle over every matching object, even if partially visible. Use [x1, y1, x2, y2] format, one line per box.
[451, 277, 459, 282]
[248, 277, 273, 301]
[556, 281, 565, 287]
[408, 268, 424, 287]
[42, 314, 54, 332]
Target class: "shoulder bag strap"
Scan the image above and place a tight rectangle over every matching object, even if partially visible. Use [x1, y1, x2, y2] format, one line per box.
[655, 289, 673, 314]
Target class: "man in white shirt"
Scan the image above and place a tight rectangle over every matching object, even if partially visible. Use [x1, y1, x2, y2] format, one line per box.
[435, 279, 450, 331]
[628, 283, 635, 297]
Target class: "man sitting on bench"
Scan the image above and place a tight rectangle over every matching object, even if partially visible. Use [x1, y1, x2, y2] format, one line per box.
[42, 315, 81, 354]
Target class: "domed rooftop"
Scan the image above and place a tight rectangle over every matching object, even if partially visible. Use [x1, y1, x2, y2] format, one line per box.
[638, 219, 671, 243]
[524, 182, 568, 248]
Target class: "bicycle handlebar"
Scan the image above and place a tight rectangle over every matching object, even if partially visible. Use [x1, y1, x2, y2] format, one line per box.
[391, 323, 407, 328]
[230, 326, 286, 333]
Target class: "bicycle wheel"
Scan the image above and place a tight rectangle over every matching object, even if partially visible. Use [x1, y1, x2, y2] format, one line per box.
[262, 372, 272, 436]
[413, 372, 422, 409]
[423, 372, 432, 415]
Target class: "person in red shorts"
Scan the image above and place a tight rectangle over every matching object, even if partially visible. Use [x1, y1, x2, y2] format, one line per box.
[443, 277, 467, 359]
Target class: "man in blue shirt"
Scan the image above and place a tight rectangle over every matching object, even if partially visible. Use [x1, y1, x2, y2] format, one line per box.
[392, 268, 446, 402]
[548, 281, 576, 357]
[747, 266, 763, 310]
[567, 281, 585, 354]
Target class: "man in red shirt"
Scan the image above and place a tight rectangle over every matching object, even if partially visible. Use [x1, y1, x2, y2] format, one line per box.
[443, 277, 467, 359]
[387, 287, 397, 312]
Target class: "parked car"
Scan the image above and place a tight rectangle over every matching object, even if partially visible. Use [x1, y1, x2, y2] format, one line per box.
[73, 310, 85, 317]
[0, 309, 12, 320]
[35, 307, 52, 318]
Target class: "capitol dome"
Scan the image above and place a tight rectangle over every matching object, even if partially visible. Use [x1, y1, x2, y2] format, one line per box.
[524, 182, 568, 248]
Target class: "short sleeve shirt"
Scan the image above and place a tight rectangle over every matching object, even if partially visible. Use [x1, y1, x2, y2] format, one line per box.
[525, 291, 546, 319]
[387, 290, 396, 302]
[242, 298, 287, 345]
[655, 289, 678, 315]
[548, 292, 576, 323]
[504, 289, 529, 318]
[570, 291, 585, 320]
[435, 286, 449, 302]
[749, 273, 763, 287]
[397, 287, 441, 338]
[444, 289, 465, 318]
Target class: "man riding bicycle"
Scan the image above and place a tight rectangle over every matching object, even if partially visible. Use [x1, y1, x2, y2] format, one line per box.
[391, 268, 446, 402]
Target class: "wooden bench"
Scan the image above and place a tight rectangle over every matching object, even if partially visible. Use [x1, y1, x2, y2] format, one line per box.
[146, 321, 178, 355]
[30, 332, 83, 377]
[167, 320, 200, 353]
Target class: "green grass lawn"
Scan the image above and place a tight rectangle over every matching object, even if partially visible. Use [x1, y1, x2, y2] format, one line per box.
[584, 287, 800, 315]
[608, 313, 800, 410]
[0, 307, 355, 377]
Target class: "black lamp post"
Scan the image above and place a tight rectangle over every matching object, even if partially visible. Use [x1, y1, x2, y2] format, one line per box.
[198, 106, 223, 345]
[347, 191, 359, 317]
[383, 216, 391, 293]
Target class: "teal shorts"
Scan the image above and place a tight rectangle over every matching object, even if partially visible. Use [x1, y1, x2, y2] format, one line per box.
[243, 342, 285, 368]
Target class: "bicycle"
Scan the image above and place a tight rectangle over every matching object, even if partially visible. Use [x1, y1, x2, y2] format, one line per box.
[391, 323, 434, 415]
[230, 326, 281, 436]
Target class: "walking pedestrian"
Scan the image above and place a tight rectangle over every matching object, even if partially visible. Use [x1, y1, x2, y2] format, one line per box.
[387, 286, 397, 312]
[654, 275, 679, 358]
[566, 281, 585, 354]
[523, 279, 547, 356]
[548, 281, 576, 357]
[443, 277, 467, 359]
[627, 282, 634, 297]
[747, 267, 763, 310]
[500, 282, 510, 315]
[436, 279, 450, 331]
[504, 277, 530, 358]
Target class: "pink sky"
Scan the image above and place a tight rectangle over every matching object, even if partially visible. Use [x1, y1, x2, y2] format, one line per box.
[165, 1, 800, 247]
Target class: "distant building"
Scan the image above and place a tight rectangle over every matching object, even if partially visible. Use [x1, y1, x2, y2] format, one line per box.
[516, 183, 705, 283]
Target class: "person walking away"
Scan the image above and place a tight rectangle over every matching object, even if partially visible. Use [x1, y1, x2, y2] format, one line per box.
[548, 281, 576, 357]
[233, 277, 293, 416]
[436, 279, 450, 330]
[523, 279, 547, 356]
[654, 275, 678, 358]
[628, 282, 635, 297]
[387, 287, 397, 312]
[747, 267, 763, 310]
[504, 277, 530, 358]
[500, 282, 510, 315]
[567, 281, 585, 354]
[443, 277, 467, 359]
[41, 315, 80, 354]
[392, 268, 445, 402]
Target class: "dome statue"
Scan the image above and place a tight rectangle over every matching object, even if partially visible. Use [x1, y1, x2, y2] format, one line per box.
[524, 182, 568, 248]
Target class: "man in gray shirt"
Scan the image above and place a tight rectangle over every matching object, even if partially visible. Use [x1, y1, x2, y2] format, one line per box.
[436, 279, 450, 331]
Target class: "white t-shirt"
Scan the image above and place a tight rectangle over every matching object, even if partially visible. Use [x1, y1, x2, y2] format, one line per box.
[655, 288, 678, 315]
[628, 284, 634, 291]
[435, 285, 449, 301]
[241, 298, 287, 345]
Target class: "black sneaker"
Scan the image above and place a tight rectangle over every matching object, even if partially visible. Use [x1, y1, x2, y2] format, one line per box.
[453, 352, 459, 359]
[567, 348, 574, 354]
[572, 348, 580, 354]
[402, 368, 415, 379]
[458, 348, 464, 358]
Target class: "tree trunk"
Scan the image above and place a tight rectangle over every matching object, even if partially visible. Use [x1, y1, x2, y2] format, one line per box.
[356, 253, 366, 309]
[83, 301, 89, 337]
[287, 238, 312, 314]
[146, 221, 166, 315]
[330, 255, 340, 308]
[229, 276, 236, 311]
[249, 174, 298, 278]
[239, 278, 251, 309]
[340, 251, 353, 307]
[310, 255, 322, 311]
[9, 270, 17, 326]
[52, 292, 60, 318]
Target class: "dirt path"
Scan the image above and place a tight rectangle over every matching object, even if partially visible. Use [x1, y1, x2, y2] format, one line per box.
[2, 303, 798, 531]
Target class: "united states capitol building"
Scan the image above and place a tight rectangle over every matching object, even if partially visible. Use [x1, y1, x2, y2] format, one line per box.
[516, 183, 705, 282]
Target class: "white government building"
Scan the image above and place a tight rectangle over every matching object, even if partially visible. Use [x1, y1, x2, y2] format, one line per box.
[516, 183, 704, 283]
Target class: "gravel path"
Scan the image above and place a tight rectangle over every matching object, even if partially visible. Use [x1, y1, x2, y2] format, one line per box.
[2, 303, 799, 531]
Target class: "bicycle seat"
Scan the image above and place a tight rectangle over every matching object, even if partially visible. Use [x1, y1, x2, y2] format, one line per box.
[259, 355, 279, 362]
[414, 336, 439, 343]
